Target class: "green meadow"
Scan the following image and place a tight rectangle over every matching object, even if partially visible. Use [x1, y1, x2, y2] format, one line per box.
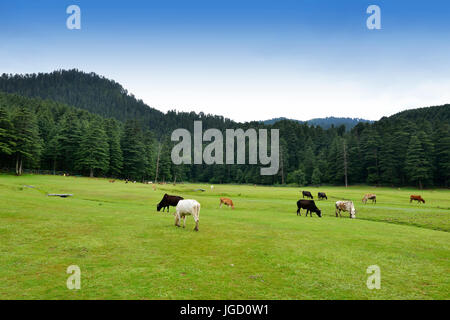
[0, 174, 449, 299]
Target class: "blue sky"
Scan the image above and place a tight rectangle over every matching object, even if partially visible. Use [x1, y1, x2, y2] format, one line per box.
[1, 0, 450, 121]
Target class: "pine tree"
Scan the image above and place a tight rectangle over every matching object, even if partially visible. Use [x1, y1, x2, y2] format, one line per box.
[58, 111, 82, 172]
[405, 135, 432, 189]
[121, 120, 147, 180]
[379, 133, 398, 185]
[11, 107, 42, 175]
[311, 167, 322, 185]
[0, 106, 14, 156]
[105, 119, 123, 177]
[44, 124, 62, 174]
[361, 127, 381, 185]
[433, 123, 450, 186]
[287, 169, 306, 186]
[143, 129, 157, 181]
[76, 119, 109, 177]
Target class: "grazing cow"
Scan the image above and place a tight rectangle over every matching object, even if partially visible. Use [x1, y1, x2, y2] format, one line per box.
[175, 199, 201, 231]
[410, 195, 425, 204]
[157, 194, 184, 212]
[219, 197, 235, 209]
[362, 193, 376, 204]
[318, 192, 328, 200]
[302, 191, 314, 199]
[335, 201, 356, 219]
[109, 179, 115, 183]
[296, 200, 322, 217]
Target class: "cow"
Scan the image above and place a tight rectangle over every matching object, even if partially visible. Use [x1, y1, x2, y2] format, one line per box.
[175, 199, 201, 231]
[109, 179, 115, 183]
[362, 193, 376, 204]
[302, 191, 313, 199]
[318, 192, 328, 200]
[410, 195, 425, 204]
[219, 197, 235, 209]
[335, 201, 356, 219]
[296, 200, 322, 217]
[157, 194, 184, 212]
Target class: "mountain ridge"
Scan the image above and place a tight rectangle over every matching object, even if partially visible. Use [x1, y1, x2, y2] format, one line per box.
[262, 116, 373, 130]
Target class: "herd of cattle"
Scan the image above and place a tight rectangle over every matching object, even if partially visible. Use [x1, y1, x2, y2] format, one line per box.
[156, 190, 427, 231]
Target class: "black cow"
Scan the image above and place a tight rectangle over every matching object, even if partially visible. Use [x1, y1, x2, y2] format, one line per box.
[302, 191, 313, 199]
[296, 200, 322, 217]
[318, 192, 328, 200]
[157, 194, 184, 212]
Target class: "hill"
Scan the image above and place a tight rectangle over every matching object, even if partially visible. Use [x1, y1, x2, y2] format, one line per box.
[0, 70, 448, 187]
[0, 70, 236, 136]
[263, 117, 373, 130]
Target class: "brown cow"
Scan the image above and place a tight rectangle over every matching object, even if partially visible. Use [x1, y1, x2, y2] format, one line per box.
[410, 195, 425, 204]
[219, 197, 235, 209]
[362, 193, 376, 204]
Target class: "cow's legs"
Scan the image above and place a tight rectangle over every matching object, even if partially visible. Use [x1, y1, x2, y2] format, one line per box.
[183, 215, 186, 228]
[194, 218, 199, 231]
[174, 214, 181, 227]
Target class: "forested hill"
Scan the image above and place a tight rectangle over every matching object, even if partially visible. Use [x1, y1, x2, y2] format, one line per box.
[0, 70, 236, 136]
[0, 70, 449, 188]
[379, 104, 450, 123]
[263, 117, 373, 130]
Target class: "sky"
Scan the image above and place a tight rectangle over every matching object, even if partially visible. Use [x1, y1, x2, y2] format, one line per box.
[1, 0, 450, 122]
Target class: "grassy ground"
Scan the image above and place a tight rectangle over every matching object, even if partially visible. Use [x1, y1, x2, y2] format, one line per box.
[0, 174, 449, 299]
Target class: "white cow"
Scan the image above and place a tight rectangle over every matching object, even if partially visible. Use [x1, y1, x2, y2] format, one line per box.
[335, 201, 356, 219]
[175, 199, 201, 231]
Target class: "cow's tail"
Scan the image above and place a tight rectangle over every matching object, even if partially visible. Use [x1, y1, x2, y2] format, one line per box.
[194, 203, 201, 219]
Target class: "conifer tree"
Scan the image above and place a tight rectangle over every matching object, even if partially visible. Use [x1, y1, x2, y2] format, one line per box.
[76, 119, 109, 177]
[121, 120, 146, 180]
[11, 106, 42, 175]
[405, 135, 431, 189]
[105, 119, 123, 177]
[0, 106, 14, 156]
[311, 167, 322, 185]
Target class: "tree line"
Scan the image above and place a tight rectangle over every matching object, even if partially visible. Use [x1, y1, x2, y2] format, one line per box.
[0, 70, 449, 188]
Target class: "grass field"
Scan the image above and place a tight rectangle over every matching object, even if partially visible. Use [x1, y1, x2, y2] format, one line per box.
[0, 174, 449, 300]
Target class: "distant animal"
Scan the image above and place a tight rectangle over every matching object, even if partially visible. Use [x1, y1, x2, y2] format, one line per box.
[109, 179, 115, 183]
[157, 194, 184, 212]
[335, 201, 356, 219]
[211, 185, 214, 190]
[175, 199, 201, 231]
[302, 191, 313, 199]
[410, 195, 425, 204]
[296, 200, 322, 217]
[318, 192, 328, 200]
[362, 193, 376, 204]
[219, 197, 235, 209]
